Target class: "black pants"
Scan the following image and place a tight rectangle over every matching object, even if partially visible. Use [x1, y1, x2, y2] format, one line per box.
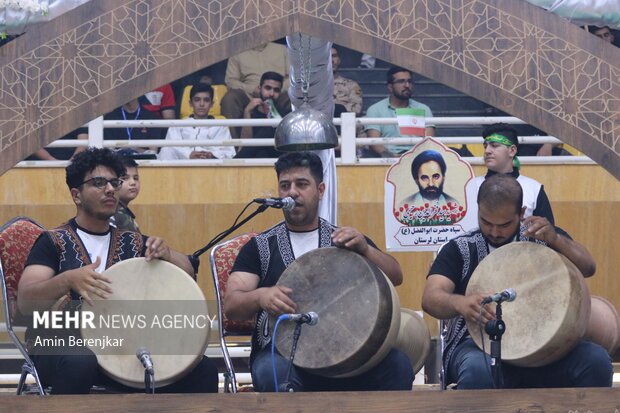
[32, 349, 219, 394]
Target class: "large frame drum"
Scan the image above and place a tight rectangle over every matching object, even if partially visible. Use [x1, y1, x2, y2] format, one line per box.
[585, 295, 620, 355]
[81, 258, 210, 388]
[466, 242, 590, 367]
[273, 247, 400, 378]
[395, 308, 431, 374]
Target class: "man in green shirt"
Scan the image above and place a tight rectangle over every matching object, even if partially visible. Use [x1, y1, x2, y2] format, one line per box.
[364, 67, 434, 157]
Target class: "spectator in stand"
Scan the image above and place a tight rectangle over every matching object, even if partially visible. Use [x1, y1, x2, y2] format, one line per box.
[0, 34, 21, 47]
[221, 42, 291, 138]
[517, 142, 555, 157]
[587, 25, 616, 44]
[111, 156, 141, 233]
[56, 98, 167, 159]
[103, 98, 165, 155]
[29, 129, 88, 160]
[364, 67, 434, 158]
[359, 53, 376, 69]
[142, 84, 176, 120]
[234, 71, 283, 159]
[458, 123, 555, 232]
[198, 74, 213, 85]
[159, 83, 236, 160]
[331, 46, 363, 116]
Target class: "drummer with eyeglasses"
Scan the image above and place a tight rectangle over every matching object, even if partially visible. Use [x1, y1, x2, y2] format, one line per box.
[422, 173, 612, 389]
[17, 148, 218, 394]
[224, 151, 414, 392]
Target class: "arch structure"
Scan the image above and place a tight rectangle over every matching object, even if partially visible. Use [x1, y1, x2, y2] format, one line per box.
[0, 0, 618, 178]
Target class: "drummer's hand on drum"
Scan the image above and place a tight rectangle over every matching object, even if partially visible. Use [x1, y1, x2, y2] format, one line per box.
[455, 293, 495, 326]
[332, 227, 404, 286]
[331, 227, 369, 255]
[65, 256, 112, 305]
[258, 285, 296, 316]
[144, 236, 172, 262]
[522, 216, 557, 245]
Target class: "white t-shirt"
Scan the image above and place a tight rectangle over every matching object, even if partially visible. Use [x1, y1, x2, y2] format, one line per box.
[76, 228, 111, 273]
[289, 229, 319, 259]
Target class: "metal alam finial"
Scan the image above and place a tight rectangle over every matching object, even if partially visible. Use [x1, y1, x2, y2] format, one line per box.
[274, 33, 338, 151]
[298, 33, 311, 104]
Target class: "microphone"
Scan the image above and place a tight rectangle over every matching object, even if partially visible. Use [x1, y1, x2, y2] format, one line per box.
[286, 312, 319, 326]
[481, 288, 517, 305]
[254, 197, 295, 211]
[136, 347, 154, 374]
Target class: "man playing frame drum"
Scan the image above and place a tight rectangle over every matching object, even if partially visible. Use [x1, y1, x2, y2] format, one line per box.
[422, 174, 612, 389]
[225, 152, 414, 391]
[17, 148, 218, 394]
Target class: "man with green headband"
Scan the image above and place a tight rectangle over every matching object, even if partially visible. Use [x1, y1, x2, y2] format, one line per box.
[458, 123, 554, 232]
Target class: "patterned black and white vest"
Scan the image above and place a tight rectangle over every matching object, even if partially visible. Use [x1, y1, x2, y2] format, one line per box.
[47, 220, 145, 301]
[250, 218, 336, 360]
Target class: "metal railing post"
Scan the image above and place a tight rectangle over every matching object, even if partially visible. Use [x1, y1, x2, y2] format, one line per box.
[88, 117, 104, 148]
[340, 112, 357, 165]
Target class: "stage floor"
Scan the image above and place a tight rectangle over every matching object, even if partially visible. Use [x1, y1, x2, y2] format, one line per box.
[1, 387, 620, 413]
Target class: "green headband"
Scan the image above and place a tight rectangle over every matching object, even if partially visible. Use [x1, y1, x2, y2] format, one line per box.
[485, 133, 514, 147]
[484, 133, 521, 169]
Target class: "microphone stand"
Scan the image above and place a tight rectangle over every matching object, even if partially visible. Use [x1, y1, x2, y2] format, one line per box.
[144, 368, 154, 394]
[192, 204, 269, 258]
[279, 322, 303, 392]
[484, 302, 506, 389]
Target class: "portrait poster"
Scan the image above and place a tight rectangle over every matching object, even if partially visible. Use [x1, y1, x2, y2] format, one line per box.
[384, 138, 474, 251]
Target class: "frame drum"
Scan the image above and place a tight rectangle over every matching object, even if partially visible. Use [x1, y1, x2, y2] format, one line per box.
[274, 247, 400, 378]
[394, 308, 431, 374]
[585, 296, 620, 355]
[466, 242, 590, 367]
[81, 258, 210, 388]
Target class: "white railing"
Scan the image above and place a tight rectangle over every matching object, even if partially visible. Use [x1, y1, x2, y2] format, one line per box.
[18, 114, 593, 167]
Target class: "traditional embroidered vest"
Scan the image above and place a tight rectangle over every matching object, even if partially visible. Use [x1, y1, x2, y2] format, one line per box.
[48, 221, 144, 301]
[26, 221, 144, 351]
[442, 225, 546, 372]
[250, 218, 336, 360]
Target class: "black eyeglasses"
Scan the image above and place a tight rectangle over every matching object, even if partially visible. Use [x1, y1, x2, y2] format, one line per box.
[79, 176, 123, 190]
[391, 79, 413, 85]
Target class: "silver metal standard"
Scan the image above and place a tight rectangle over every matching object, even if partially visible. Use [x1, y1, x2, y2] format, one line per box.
[276, 34, 338, 151]
[274, 102, 338, 151]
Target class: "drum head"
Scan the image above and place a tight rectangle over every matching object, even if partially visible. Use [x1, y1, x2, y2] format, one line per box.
[81, 258, 210, 388]
[466, 242, 590, 367]
[273, 247, 400, 377]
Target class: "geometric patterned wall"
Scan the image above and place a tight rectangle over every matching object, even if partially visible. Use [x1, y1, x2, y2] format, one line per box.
[0, 0, 618, 178]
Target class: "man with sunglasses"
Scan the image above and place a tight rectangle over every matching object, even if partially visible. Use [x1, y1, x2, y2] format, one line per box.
[364, 67, 435, 158]
[17, 148, 218, 394]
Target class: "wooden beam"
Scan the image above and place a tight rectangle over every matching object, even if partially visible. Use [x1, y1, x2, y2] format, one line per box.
[2, 387, 620, 412]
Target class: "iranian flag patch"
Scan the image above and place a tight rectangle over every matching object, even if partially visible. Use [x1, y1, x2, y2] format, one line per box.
[395, 108, 426, 136]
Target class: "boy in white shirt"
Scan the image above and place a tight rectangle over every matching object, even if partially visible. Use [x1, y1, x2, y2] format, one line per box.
[159, 83, 236, 160]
